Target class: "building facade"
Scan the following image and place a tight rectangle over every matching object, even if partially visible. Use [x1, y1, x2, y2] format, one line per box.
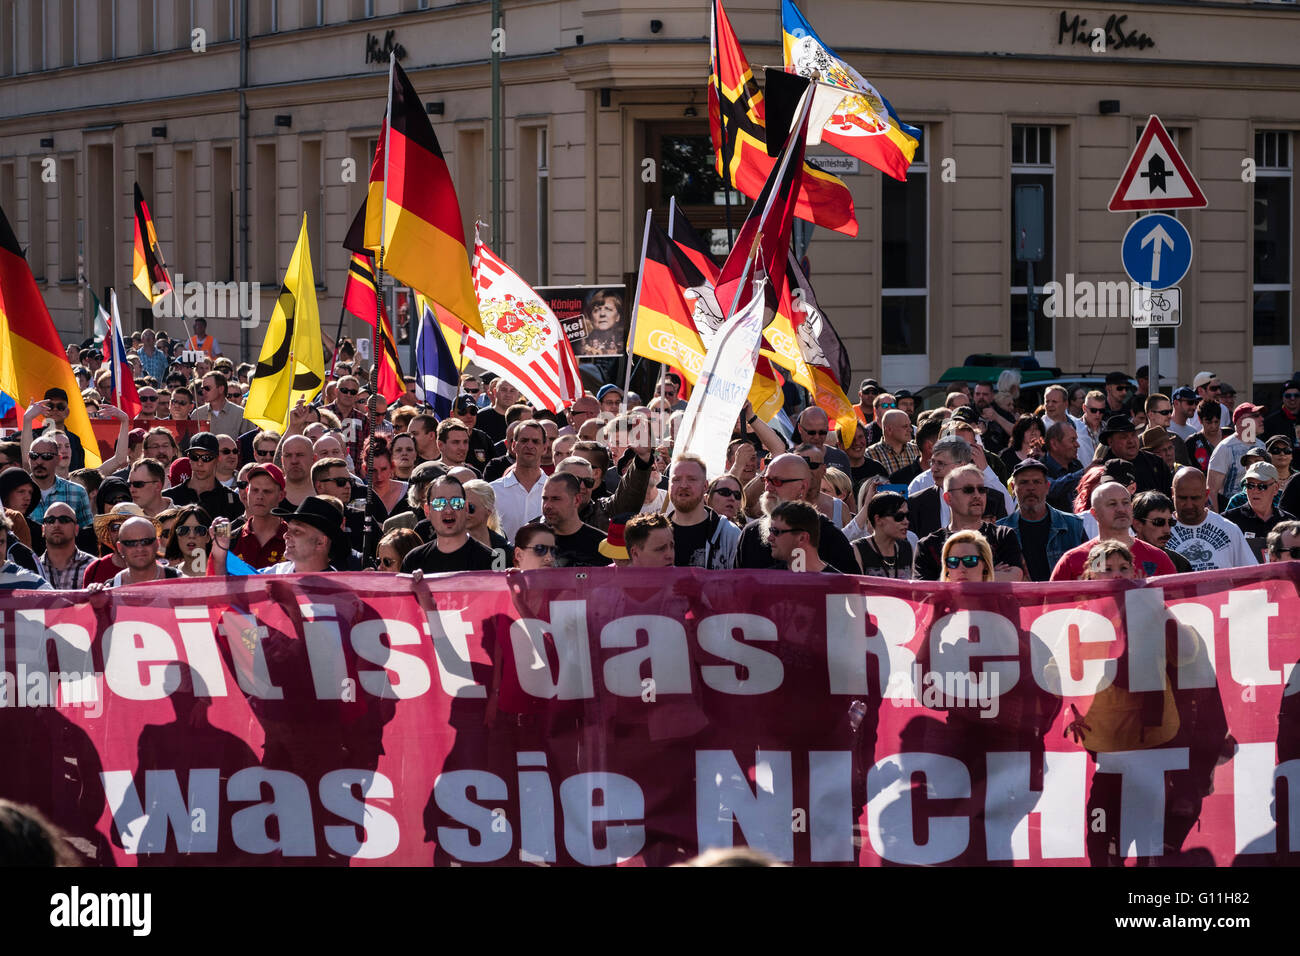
[0, 0, 1296, 400]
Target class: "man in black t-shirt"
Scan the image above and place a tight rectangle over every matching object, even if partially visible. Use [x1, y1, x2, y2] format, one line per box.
[541, 472, 610, 567]
[736, 453, 856, 572]
[401, 475, 498, 573]
[913, 464, 1027, 581]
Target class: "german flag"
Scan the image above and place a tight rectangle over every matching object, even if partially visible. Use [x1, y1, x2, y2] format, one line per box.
[359, 60, 482, 335]
[709, 0, 858, 237]
[342, 252, 405, 403]
[630, 218, 708, 382]
[132, 182, 173, 304]
[0, 204, 101, 465]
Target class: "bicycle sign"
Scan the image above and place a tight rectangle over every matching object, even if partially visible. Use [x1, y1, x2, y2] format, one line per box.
[1130, 285, 1181, 328]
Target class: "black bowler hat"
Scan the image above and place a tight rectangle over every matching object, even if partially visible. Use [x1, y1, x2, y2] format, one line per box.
[272, 496, 347, 548]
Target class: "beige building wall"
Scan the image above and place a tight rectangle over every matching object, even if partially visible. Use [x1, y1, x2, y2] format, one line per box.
[0, 0, 1295, 399]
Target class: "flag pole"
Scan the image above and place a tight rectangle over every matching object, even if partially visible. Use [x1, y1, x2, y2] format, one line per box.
[110, 291, 122, 412]
[364, 50, 397, 568]
[620, 210, 654, 405]
[711, 0, 733, 246]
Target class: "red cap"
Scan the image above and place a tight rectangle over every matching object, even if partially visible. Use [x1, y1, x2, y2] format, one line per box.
[128, 428, 146, 446]
[1233, 402, 1265, 424]
[246, 462, 286, 492]
[168, 457, 192, 486]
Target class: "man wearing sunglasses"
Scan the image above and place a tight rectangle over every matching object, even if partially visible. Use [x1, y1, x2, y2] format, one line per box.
[401, 475, 497, 573]
[24, 388, 87, 471]
[191, 371, 250, 440]
[795, 407, 851, 473]
[541, 472, 611, 567]
[1207, 403, 1267, 511]
[127, 458, 173, 518]
[165, 432, 243, 521]
[1102, 371, 1134, 415]
[913, 464, 1025, 581]
[737, 453, 856, 573]
[37, 501, 94, 590]
[1131, 491, 1192, 574]
[853, 379, 880, 426]
[859, 392, 903, 448]
[106, 515, 180, 586]
[27, 434, 93, 529]
[1264, 380, 1300, 443]
[1224, 461, 1294, 547]
[1265, 520, 1300, 564]
[135, 387, 162, 423]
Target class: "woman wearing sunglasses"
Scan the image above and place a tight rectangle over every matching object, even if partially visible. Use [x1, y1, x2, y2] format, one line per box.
[512, 521, 557, 571]
[375, 528, 422, 572]
[939, 529, 994, 583]
[851, 491, 913, 579]
[701, 475, 741, 527]
[463, 479, 511, 563]
[154, 506, 182, 563]
[164, 505, 213, 577]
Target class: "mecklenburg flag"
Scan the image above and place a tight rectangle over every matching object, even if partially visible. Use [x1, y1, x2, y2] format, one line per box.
[245, 214, 325, 430]
[414, 296, 459, 419]
[342, 252, 404, 403]
[781, 0, 919, 181]
[132, 183, 173, 304]
[356, 59, 483, 335]
[666, 200, 783, 420]
[772, 250, 857, 445]
[0, 204, 101, 464]
[709, 0, 857, 237]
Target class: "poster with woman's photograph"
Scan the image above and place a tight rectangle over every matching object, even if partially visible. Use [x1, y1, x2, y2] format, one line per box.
[536, 285, 628, 358]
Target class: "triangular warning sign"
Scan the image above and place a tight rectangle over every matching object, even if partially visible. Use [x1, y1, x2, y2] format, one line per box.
[1108, 115, 1208, 212]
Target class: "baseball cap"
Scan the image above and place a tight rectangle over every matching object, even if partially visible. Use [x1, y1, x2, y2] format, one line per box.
[1283, 380, 1300, 393]
[1171, 387, 1197, 402]
[1266, 435, 1295, 453]
[1102, 459, 1137, 487]
[950, 406, 981, 426]
[453, 394, 479, 414]
[246, 463, 286, 492]
[189, 432, 220, 455]
[1104, 371, 1130, 386]
[597, 384, 623, 401]
[1010, 457, 1049, 479]
[1232, 402, 1265, 424]
[859, 379, 880, 393]
[1193, 371, 1218, 390]
[1219, 382, 1238, 396]
[1241, 446, 1268, 465]
[128, 428, 147, 447]
[1244, 461, 1280, 484]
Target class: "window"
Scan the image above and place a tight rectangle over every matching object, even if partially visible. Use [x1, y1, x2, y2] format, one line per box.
[1, 1, 13, 75]
[87, 143, 114, 294]
[174, 148, 194, 272]
[174, 0, 189, 48]
[58, 157, 75, 281]
[212, 145, 234, 280]
[255, 142, 277, 283]
[59, 0, 74, 66]
[882, 128, 927, 355]
[27, 160, 46, 279]
[0, 163, 15, 219]
[137, 151, 154, 209]
[454, 128, 486, 247]
[97, 0, 113, 59]
[1010, 125, 1055, 354]
[300, 139, 322, 281]
[643, 122, 748, 258]
[517, 125, 549, 284]
[139, 0, 155, 53]
[1254, 131, 1291, 348]
[30, 0, 44, 70]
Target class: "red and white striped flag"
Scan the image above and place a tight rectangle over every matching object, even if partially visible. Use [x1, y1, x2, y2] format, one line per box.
[464, 237, 582, 412]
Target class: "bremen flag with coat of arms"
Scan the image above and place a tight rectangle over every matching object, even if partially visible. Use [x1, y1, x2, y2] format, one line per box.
[463, 237, 582, 413]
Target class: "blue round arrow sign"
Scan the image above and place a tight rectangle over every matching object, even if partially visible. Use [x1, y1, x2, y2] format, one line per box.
[1121, 213, 1192, 289]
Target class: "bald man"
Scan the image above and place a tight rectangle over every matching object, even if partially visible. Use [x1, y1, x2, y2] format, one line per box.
[736, 453, 856, 572]
[865, 409, 920, 475]
[796, 407, 851, 472]
[1166, 466, 1257, 571]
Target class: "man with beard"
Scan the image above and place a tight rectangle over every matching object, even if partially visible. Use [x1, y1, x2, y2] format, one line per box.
[1094, 415, 1171, 495]
[667, 454, 739, 569]
[1131, 491, 1192, 574]
[38, 501, 95, 590]
[997, 459, 1085, 581]
[736, 453, 856, 572]
[27, 434, 92, 529]
[1167, 466, 1257, 571]
[1051, 482, 1176, 580]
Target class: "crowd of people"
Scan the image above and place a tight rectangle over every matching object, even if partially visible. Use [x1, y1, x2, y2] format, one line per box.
[3, 325, 1299, 591]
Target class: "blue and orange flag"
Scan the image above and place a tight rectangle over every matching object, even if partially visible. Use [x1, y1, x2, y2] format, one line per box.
[0, 204, 101, 465]
[781, 0, 919, 181]
[357, 59, 483, 335]
[709, 0, 858, 237]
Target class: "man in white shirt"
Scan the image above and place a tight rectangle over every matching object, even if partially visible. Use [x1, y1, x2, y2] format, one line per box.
[1167, 466, 1257, 571]
[489, 420, 547, 541]
[1187, 371, 1233, 432]
[1206, 402, 1267, 511]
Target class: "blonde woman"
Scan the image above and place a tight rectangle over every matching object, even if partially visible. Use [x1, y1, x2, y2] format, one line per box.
[463, 478, 511, 559]
[939, 529, 994, 583]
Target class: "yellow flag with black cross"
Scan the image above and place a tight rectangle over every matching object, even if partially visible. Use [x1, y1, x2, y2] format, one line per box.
[245, 214, 324, 430]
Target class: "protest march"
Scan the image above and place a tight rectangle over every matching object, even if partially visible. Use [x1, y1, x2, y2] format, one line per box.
[0, 0, 1296, 884]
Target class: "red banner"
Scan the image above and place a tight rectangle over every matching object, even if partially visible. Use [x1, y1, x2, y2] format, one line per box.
[3, 566, 1298, 866]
